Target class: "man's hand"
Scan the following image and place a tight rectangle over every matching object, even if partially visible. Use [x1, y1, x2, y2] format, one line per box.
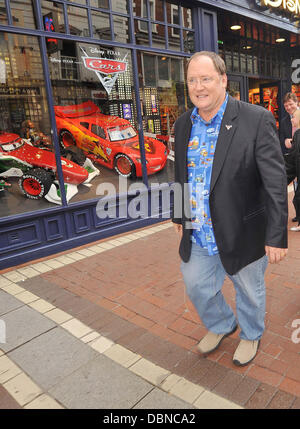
[265, 246, 288, 264]
[173, 223, 183, 236]
[285, 138, 292, 149]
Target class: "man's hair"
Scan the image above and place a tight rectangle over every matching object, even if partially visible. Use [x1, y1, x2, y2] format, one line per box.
[283, 92, 298, 104]
[187, 51, 227, 75]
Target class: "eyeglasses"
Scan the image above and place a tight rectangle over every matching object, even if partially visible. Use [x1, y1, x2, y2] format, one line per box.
[186, 76, 215, 87]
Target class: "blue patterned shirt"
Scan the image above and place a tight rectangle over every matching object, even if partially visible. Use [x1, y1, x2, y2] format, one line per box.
[187, 94, 228, 255]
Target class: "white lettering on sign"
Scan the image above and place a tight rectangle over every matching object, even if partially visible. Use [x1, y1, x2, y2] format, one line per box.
[263, 0, 300, 16]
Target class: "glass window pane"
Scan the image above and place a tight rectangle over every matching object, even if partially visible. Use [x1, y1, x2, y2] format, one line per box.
[183, 30, 195, 53]
[41, 1, 65, 34]
[66, 5, 90, 36]
[0, 33, 64, 218]
[112, 0, 130, 14]
[90, 0, 109, 8]
[138, 52, 189, 184]
[91, 10, 111, 40]
[68, 0, 87, 5]
[113, 15, 130, 44]
[135, 19, 150, 46]
[48, 41, 146, 201]
[152, 24, 166, 49]
[183, 8, 192, 29]
[10, 0, 36, 29]
[0, 0, 7, 25]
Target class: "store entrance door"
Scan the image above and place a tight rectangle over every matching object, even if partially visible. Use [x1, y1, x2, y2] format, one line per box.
[227, 74, 248, 102]
[248, 77, 282, 129]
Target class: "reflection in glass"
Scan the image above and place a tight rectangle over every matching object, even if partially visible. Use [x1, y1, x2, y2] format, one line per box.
[135, 19, 150, 46]
[66, 5, 90, 36]
[10, 0, 36, 29]
[0, 0, 7, 25]
[91, 10, 111, 40]
[90, 0, 109, 8]
[113, 15, 130, 44]
[138, 52, 188, 184]
[41, 1, 65, 33]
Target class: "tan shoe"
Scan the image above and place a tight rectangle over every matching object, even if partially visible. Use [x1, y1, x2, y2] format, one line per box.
[233, 339, 260, 366]
[197, 325, 237, 355]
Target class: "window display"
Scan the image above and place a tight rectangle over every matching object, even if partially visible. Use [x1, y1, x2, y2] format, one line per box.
[0, 33, 66, 218]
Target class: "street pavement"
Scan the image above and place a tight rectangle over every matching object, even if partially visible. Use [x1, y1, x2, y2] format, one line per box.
[0, 189, 300, 410]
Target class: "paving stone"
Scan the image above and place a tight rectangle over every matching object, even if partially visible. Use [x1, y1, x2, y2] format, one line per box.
[44, 308, 73, 324]
[0, 306, 56, 353]
[0, 355, 22, 383]
[213, 370, 244, 398]
[194, 390, 243, 409]
[0, 290, 24, 316]
[130, 358, 170, 385]
[133, 387, 195, 409]
[169, 378, 205, 404]
[3, 372, 42, 406]
[267, 390, 296, 409]
[0, 385, 22, 409]
[61, 318, 93, 338]
[8, 327, 98, 391]
[103, 344, 141, 368]
[229, 376, 261, 406]
[24, 394, 64, 409]
[245, 382, 277, 409]
[49, 354, 154, 409]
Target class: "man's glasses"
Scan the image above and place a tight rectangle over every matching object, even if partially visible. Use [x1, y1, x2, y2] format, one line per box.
[186, 77, 215, 87]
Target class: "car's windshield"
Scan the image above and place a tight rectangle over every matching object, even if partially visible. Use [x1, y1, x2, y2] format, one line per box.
[0, 138, 24, 152]
[108, 126, 137, 142]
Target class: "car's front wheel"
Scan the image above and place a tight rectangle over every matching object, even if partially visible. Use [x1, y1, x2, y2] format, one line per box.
[59, 130, 76, 150]
[19, 168, 53, 199]
[114, 154, 136, 178]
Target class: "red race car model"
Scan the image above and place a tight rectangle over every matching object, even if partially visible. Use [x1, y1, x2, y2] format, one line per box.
[54, 101, 169, 178]
[0, 132, 90, 200]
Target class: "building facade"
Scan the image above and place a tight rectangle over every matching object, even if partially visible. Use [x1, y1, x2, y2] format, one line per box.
[0, 0, 299, 268]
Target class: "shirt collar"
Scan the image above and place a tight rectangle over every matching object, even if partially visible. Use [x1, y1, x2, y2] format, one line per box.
[190, 93, 229, 125]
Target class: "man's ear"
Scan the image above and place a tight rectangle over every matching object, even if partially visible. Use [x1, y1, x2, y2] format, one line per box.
[222, 74, 228, 89]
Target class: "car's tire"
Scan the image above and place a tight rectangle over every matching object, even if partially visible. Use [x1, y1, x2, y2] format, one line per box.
[61, 147, 86, 166]
[59, 130, 76, 149]
[19, 168, 53, 199]
[114, 154, 136, 178]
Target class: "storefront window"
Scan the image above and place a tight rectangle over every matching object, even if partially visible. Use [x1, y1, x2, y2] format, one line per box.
[138, 52, 189, 184]
[0, 33, 61, 218]
[48, 41, 148, 203]
[10, 0, 36, 29]
[66, 4, 90, 37]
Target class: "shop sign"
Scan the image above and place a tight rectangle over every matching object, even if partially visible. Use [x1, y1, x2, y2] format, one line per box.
[80, 47, 128, 95]
[0, 87, 40, 96]
[122, 104, 132, 120]
[261, 0, 300, 16]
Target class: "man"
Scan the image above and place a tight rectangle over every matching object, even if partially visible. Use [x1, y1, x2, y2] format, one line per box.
[280, 92, 299, 222]
[172, 51, 288, 367]
[279, 92, 298, 155]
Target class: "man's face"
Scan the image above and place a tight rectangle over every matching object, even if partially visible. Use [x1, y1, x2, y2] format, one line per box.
[284, 99, 298, 116]
[187, 56, 227, 118]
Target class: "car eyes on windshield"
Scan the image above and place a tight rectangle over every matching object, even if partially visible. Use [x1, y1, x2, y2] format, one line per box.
[1, 139, 24, 151]
[108, 127, 137, 142]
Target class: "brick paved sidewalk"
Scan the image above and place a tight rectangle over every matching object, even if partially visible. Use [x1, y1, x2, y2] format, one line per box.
[1, 191, 300, 409]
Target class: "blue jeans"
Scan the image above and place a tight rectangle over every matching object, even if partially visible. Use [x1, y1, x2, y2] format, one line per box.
[181, 243, 268, 341]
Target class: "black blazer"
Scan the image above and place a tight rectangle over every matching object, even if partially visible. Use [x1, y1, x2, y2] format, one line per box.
[279, 114, 292, 155]
[172, 95, 288, 275]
